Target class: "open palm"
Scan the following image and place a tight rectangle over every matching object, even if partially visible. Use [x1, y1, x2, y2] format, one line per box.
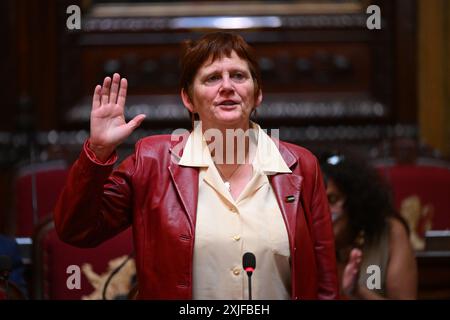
[89, 73, 146, 160]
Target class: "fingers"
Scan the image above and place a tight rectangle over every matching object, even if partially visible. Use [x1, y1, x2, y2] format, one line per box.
[350, 248, 363, 261]
[349, 248, 363, 270]
[109, 73, 121, 104]
[98, 74, 126, 107]
[92, 85, 101, 110]
[127, 114, 146, 131]
[117, 78, 128, 107]
[101, 77, 111, 105]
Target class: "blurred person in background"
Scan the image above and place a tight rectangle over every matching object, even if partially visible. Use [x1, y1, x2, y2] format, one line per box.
[319, 152, 417, 299]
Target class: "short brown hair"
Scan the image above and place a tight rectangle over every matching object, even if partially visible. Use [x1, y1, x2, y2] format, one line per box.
[179, 32, 262, 100]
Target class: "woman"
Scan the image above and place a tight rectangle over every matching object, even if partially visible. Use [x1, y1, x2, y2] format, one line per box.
[320, 153, 417, 299]
[54, 32, 338, 299]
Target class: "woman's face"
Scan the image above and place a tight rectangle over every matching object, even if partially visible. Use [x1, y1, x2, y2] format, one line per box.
[181, 50, 262, 130]
[326, 178, 350, 248]
[326, 178, 347, 236]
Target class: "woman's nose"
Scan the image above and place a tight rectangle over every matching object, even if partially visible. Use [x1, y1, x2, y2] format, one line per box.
[219, 75, 234, 93]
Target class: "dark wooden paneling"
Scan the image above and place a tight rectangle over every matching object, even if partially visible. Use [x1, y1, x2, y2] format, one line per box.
[394, 0, 417, 124]
[0, 0, 17, 131]
[417, 252, 450, 299]
[78, 42, 372, 96]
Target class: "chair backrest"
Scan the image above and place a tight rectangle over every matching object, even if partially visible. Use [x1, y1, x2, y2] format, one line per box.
[14, 160, 69, 237]
[33, 219, 134, 300]
[376, 163, 450, 231]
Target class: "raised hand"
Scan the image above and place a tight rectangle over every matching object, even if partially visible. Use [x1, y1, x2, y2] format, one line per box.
[342, 248, 363, 298]
[89, 73, 146, 161]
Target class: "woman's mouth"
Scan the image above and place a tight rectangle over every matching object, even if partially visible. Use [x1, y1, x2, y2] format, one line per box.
[216, 100, 240, 109]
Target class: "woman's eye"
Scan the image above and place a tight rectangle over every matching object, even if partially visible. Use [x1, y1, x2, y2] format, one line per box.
[327, 194, 339, 205]
[205, 75, 220, 83]
[232, 73, 246, 81]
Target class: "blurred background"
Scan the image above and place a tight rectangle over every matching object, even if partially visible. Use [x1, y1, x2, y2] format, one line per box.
[0, 0, 449, 300]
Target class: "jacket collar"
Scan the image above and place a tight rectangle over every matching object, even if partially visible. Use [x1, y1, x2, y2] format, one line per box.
[168, 129, 302, 240]
[177, 121, 291, 175]
[274, 140, 298, 169]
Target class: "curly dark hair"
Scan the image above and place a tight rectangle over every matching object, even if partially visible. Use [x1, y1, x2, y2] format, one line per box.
[319, 152, 403, 246]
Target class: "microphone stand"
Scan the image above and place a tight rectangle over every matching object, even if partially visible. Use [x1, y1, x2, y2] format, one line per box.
[17, 95, 39, 228]
[246, 271, 253, 300]
[29, 136, 39, 227]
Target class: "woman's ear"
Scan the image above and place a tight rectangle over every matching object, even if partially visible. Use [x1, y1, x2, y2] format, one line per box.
[181, 88, 194, 113]
[254, 89, 263, 109]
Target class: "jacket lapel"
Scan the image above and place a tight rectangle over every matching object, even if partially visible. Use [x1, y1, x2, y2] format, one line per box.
[168, 135, 199, 234]
[269, 142, 303, 247]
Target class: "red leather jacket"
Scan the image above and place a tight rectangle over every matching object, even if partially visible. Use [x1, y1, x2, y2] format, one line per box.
[54, 135, 338, 299]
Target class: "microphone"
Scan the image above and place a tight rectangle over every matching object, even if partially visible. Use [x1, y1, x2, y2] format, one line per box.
[0, 255, 12, 300]
[242, 252, 256, 300]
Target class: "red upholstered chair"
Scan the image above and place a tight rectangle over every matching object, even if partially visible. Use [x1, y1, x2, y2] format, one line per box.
[14, 160, 69, 237]
[33, 218, 134, 300]
[375, 161, 450, 249]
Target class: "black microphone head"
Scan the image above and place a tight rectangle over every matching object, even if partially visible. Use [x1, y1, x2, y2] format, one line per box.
[243, 252, 256, 271]
[0, 255, 12, 272]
